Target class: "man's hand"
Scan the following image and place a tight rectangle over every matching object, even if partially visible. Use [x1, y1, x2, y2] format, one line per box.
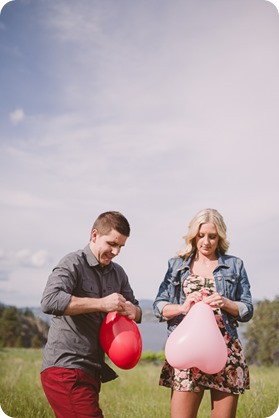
[100, 293, 127, 312]
[118, 301, 141, 321]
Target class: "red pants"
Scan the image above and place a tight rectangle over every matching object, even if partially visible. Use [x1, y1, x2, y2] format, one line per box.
[41, 367, 104, 418]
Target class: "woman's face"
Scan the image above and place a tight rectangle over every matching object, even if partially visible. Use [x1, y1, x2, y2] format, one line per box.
[195, 222, 219, 258]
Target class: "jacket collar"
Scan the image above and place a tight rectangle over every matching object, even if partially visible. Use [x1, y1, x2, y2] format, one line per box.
[177, 253, 194, 271]
[177, 251, 229, 272]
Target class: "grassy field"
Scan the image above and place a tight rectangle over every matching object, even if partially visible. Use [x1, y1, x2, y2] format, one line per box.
[0, 348, 278, 418]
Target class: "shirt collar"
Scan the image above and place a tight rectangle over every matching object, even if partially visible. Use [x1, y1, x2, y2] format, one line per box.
[83, 244, 99, 266]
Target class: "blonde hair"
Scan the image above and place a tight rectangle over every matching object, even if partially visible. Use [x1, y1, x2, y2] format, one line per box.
[177, 208, 229, 259]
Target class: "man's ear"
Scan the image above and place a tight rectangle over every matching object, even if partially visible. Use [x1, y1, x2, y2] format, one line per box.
[91, 229, 98, 243]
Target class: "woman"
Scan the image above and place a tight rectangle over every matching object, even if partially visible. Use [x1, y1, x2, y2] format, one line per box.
[153, 208, 253, 418]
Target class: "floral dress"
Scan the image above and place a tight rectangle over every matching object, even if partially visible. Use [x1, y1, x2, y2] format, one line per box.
[159, 273, 250, 394]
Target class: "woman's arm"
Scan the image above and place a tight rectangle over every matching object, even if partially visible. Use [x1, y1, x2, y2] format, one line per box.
[162, 291, 203, 319]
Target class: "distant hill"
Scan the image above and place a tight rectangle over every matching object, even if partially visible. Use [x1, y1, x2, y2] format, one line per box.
[0, 303, 49, 348]
[30, 306, 52, 324]
[138, 299, 157, 322]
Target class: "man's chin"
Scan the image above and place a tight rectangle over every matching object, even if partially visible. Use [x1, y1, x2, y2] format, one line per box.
[100, 257, 113, 266]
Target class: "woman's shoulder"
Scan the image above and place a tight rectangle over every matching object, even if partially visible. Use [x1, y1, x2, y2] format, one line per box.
[219, 253, 244, 267]
[168, 256, 188, 269]
[220, 253, 243, 261]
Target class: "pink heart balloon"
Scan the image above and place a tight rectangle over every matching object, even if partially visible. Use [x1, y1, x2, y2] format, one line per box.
[165, 301, 228, 374]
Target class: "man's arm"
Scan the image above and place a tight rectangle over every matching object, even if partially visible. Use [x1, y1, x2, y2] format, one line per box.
[63, 293, 127, 316]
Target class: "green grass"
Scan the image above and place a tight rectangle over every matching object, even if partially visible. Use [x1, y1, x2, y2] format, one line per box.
[0, 348, 278, 418]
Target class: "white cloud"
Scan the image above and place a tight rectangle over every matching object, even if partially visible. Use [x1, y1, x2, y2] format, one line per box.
[0, 248, 50, 270]
[9, 108, 25, 125]
[15, 249, 50, 268]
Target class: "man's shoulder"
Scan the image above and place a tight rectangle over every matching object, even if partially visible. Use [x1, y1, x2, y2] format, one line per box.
[56, 248, 84, 266]
[62, 248, 83, 258]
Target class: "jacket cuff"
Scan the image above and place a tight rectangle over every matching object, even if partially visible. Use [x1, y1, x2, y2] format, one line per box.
[235, 301, 248, 318]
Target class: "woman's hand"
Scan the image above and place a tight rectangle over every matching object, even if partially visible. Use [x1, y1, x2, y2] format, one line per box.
[203, 292, 224, 309]
[161, 291, 202, 319]
[181, 291, 203, 315]
[203, 292, 239, 316]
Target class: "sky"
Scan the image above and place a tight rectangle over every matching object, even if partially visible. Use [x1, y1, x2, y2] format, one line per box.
[0, 0, 278, 308]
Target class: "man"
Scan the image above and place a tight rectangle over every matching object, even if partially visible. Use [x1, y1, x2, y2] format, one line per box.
[40, 211, 142, 418]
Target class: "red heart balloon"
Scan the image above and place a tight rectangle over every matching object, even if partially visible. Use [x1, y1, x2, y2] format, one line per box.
[100, 312, 142, 369]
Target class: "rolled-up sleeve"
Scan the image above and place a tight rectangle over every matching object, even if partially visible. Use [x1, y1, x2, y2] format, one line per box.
[41, 263, 76, 316]
[235, 301, 249, 319]
[235, 259, 254, 322]
[156, 300, 171, 315]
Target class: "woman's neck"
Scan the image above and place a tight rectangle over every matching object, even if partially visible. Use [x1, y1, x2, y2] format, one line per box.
[194, 253, 217, 265]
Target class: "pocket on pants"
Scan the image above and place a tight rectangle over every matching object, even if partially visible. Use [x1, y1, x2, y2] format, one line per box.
[74, 368, 101, 393]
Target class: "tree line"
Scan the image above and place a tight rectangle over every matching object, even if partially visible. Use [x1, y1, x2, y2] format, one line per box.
[0, 297, 278, 366]
[243, 296, 279, 366]
[0, 304, 48, 348]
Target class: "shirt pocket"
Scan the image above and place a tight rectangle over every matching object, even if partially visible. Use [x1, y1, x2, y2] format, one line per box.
[223, 273, 239, 299]
[76, 279, 101, 297]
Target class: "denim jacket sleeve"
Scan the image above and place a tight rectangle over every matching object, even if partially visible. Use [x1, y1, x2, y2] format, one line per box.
[214, 254, 253, 323]
[153, 257, 187, 323]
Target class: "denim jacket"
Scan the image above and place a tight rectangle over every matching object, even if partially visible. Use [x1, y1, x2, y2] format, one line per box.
[153, 253, 253, 339]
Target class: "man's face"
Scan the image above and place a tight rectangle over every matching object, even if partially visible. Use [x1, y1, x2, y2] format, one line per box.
[90, 228, 128, 266]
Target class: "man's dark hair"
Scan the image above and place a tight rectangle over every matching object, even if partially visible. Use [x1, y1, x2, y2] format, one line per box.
[91, 211, 130, 237]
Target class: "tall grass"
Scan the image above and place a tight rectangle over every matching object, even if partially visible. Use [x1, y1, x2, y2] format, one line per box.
[0, 349, 51, 418]
[0, 349, 278, 418]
